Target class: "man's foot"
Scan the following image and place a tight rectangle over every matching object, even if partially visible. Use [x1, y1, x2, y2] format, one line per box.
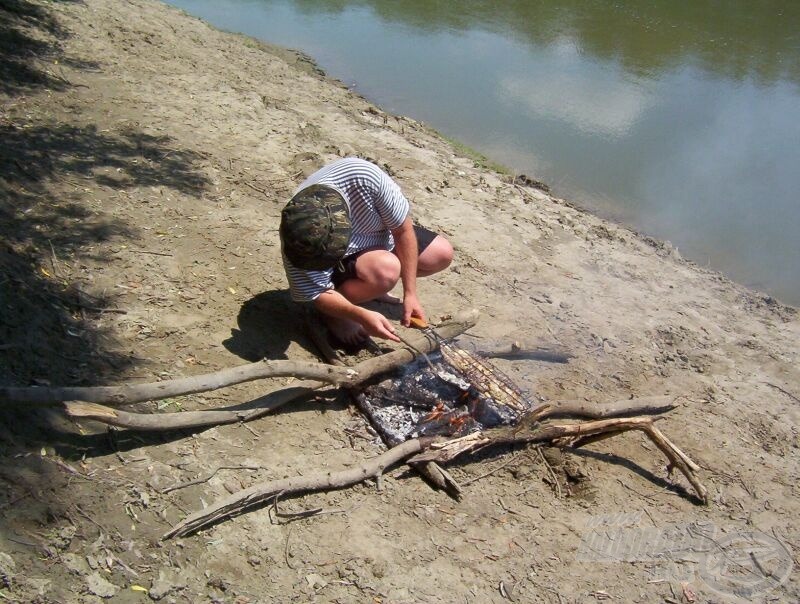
[374, 293, 402, 304]
[327, 315, 368, 346]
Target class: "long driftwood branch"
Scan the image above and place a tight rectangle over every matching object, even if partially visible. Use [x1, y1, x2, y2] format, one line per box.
[0, 360, 356, 407]
[164, 413, 707, 539]
[62, 311, 480, 432]
[163, 437, 435, 539]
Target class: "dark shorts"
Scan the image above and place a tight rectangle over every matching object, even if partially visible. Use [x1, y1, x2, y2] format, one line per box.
[331, 225, 438, 288]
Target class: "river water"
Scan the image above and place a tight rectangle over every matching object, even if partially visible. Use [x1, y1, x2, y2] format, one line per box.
[167, 0, 800, 305]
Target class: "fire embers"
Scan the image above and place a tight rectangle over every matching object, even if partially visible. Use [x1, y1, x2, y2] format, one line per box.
[357, 349, 534, 445]
[415, 396, 477, 438]
[415, 384, 526, 437]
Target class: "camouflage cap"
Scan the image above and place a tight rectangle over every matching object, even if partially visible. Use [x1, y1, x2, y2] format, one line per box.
[280, 184, 351, 270]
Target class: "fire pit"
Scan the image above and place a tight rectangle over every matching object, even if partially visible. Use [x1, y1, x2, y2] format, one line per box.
[357, 339, 542, 447]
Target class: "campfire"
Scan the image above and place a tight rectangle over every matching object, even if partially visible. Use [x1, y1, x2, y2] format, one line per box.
[358, 341, 543, 446]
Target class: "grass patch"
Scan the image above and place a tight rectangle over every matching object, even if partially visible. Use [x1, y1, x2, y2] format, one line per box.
[443, 136, 510, 175]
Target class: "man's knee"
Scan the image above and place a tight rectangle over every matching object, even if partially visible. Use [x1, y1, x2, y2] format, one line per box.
[419, 235, 453, 275]
[361, 252, 401, 290]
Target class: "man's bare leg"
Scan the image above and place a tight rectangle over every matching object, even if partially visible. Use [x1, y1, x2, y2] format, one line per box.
[417, 235, 453, 276]
[374, 292, 402, 304]
[375, 235, 452, 303]
[324, 238, 452, 344]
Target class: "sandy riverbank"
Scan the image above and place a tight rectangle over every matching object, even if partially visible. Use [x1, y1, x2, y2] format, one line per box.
[1, 0, 798, 602]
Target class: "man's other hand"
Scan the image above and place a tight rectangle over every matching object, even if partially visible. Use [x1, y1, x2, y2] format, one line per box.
[401, 292, 426, 327]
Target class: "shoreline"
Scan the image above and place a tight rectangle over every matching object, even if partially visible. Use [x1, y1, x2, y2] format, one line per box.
[181, 3, 800, 309]
[1, 0, 797, 601]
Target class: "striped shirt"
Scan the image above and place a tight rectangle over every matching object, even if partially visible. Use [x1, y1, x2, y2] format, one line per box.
[283, 158, 410, 301]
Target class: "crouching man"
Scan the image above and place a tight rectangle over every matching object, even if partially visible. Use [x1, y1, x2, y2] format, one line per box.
[279, 157, 453, 344]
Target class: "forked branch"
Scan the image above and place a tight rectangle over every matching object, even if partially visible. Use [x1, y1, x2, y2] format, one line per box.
[409, 416, 707, 502]
[61, 311, 480, 432]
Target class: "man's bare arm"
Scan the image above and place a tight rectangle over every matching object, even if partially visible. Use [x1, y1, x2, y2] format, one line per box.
[391, 217, 425, 326]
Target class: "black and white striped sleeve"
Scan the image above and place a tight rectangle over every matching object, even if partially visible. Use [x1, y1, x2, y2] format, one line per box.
[282, 253, 334, 302]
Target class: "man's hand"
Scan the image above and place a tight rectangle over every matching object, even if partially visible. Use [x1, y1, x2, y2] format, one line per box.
[360, 309, 401, 342]
[402, 292, 426, 327]
[315, 290, 400, 343]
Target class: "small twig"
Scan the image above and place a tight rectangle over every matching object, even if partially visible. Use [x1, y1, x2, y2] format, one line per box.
[161, 465, 261, 494]
[12, 159, 37, 180]
[73, 302, 127, 314]
[268, 493, 345, 525]
[462, 452, 520, 486]
[762, 381, 800, 404]
[537, 448, 562, 498]
[284, 524, 296, 569]
[108, 552, 139, 577]
[772, 527, 800, 567]
[240, 422, 260, 438]
[749, 551, 770, 578]
[128, 249, 174, 257]
[43, 67, 73, 86]
[71, 503, 109, 532]
[244, 181, 267, 195]
[46, 457, 95, 481]
[515, 482, 540, 497]
[48, 240, 60, 277]
[0, 491, 31, 510]
[6, 536, 37, 547]
[615, 478, 658, 502]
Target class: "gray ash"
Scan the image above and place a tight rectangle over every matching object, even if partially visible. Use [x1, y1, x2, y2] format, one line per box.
[357, 351, 532, 446]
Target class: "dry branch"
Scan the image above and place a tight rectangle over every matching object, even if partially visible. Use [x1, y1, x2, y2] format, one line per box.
[62, 311, 479, 432]
[163, 437, 435, 538]
[408, 416, 708, 503]
[471, 343, 572, 364]
[542, 395, 678, 419]
[1, 360, 356, 407]
[164, 413, 707, 538]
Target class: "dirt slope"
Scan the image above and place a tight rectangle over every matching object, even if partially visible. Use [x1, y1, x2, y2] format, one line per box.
[0, 1, 798, 602]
